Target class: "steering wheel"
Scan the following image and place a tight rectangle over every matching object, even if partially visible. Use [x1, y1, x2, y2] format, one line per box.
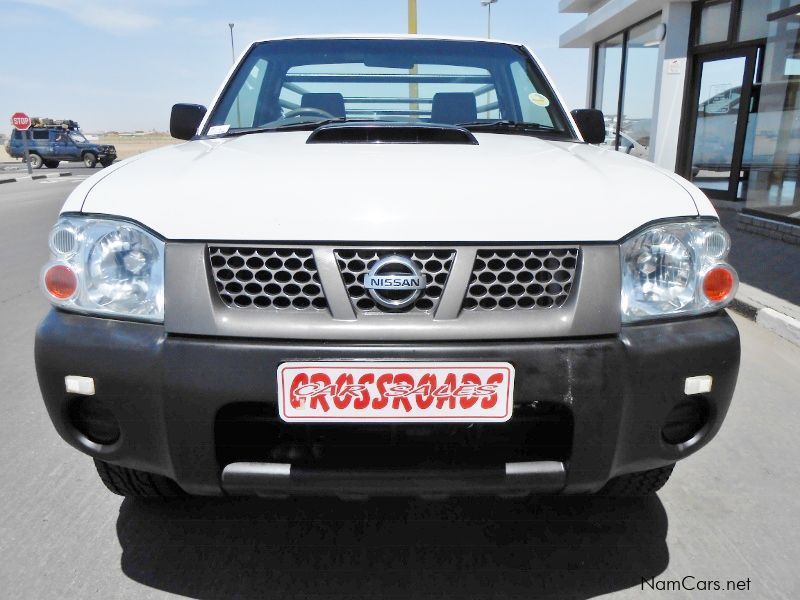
[282, 107, 335, 120]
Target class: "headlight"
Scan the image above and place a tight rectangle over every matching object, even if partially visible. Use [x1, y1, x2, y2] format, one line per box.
[41, 217, 164, 322]
[621, 220, 738, 323]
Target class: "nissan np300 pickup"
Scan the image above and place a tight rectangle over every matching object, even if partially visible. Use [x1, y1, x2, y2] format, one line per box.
[35, 36, 740, 499]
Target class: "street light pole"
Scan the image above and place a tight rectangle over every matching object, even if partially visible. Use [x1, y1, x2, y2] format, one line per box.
[481, 0, 498, 39]
[408, 0, 417, 34]
[408, 0, 419, 119]
[228, 23, 241, 125]
[480, 0, 498, 118]
[228, 23, 236, 65]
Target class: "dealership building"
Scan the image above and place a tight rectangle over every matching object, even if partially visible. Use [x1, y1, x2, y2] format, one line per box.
[560, 0, 800, 237]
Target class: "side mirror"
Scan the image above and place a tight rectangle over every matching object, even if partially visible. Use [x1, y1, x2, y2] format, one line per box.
[570, 109, 606, 144]
[170, 103, 207, 140]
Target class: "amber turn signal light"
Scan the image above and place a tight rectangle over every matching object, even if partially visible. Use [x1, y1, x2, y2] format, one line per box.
[44, 264, 78, 300]
[702, 266, 735, 303]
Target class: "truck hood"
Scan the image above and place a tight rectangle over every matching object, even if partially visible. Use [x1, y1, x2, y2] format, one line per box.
[72, 131, 703, 242]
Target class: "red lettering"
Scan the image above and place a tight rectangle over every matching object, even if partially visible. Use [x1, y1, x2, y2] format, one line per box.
[412, 373, 436, 409]
[374, 373, 392, 409]
[481, 373, 504, 409]
[390, 373, 413, 413]
[457, 372, 481, 409]
[309, 373, 331, 412]
[435, 373, 457, 409]
[333, 373, 354, 409]
[355, 374, 374, 409]
[289, 373, 309, 409]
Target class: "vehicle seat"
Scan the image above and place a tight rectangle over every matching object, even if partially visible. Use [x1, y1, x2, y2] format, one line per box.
[430, 93, 478, 125]
[301, 93, 346, 118]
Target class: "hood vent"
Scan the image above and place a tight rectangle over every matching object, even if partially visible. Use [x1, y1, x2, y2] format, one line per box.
[306, 122, 478, 145]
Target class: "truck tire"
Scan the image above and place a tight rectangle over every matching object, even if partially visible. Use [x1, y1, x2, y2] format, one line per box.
[44, 160, 59, 169]
[28, 153, 43, 169]
[93, 459, 184, 498]
[599, 464, 675, 497]
[83, 152, 98, 168]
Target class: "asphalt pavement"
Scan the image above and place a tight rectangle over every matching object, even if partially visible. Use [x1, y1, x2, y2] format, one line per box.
[1, 161, 100, 180]
[0, 176, 799, 599]
[716, 204, 800, 305]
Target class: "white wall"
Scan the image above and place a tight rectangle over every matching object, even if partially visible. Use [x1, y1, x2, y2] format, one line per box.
[650, 2, 692, 171]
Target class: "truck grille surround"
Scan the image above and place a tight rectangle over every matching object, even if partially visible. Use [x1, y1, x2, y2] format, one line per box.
[207, 245, 580, 315]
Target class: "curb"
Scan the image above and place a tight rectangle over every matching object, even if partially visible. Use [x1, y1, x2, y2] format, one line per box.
[729, 282, 800, 347]
[0, 172, 73, 184]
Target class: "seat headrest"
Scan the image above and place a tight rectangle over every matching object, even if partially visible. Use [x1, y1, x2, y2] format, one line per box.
[430, 93, 478, 125]
[301, 93, 346, 118]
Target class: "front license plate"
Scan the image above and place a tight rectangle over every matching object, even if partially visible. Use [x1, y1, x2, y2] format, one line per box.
[278, 362, 514, 423]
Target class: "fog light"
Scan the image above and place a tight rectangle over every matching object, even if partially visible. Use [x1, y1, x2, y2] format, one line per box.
[662, 398, 709, 445]
[65, 375, 95, 396]
[69, 397, 120, 445]
[684, 375, 712, 395]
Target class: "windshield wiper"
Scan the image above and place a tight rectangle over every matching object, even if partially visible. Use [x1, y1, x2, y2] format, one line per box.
[219, 117, 348, 137]
[456, 120, 563, 135]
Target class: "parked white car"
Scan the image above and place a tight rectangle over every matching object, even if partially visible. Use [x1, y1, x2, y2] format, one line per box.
[36, 35, 740, 502]
[604, 129, 650, 159]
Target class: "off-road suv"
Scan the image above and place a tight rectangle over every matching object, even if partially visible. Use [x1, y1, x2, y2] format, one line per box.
[7, 119, 116, 168]
[35, 36, 740, 500]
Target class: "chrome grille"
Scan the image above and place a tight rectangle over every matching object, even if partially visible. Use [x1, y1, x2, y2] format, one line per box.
[208, 246, 327, 310]
[462, 248, 579, 311]
[335, 249, 455, 313]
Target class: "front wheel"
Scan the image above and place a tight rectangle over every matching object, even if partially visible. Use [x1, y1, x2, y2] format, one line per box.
[83, 152, 97, 168]
[94, 459, 184, 498]
[598, 464, 675, 497]
[28, 153, 43, 169]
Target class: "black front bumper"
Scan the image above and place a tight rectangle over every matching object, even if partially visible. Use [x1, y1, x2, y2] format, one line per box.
[35, 310, 740, 497]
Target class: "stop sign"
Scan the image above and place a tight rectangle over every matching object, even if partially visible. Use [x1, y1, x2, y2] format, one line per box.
[11, 112, 31, 130]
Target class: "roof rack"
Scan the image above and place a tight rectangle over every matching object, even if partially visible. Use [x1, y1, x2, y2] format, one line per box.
[29, 118, 80, 130]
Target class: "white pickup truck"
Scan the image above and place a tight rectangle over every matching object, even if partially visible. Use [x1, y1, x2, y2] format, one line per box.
[35, 35, 740, 500]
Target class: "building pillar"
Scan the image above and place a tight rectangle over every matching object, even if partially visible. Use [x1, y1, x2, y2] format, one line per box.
[650, 1, 692, 172]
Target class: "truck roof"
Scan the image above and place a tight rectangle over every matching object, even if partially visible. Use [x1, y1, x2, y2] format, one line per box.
[245, 33, 524, 47]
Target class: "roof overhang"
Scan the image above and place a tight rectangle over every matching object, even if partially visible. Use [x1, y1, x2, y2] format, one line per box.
[559, 0, 667, 47]
[559, 0, 609, 13]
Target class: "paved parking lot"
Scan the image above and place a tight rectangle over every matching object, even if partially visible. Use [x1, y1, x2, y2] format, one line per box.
[0, 176, 798, 599]
[1, 161, 99, 180]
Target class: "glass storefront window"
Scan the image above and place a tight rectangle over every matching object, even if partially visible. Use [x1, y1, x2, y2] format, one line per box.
[737, 0, 771, 41]
[594, 33, 624, 146]
[741, 13, 800, 223]
[593, 16, 662, 159]
[620, 16, 662, 158]
[698, 1, 732, 45]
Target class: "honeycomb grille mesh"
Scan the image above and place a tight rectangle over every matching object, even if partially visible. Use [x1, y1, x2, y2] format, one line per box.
[462, 248, 579, 311]
[335, 250, 455, 313]
[208, 246, 327, 310]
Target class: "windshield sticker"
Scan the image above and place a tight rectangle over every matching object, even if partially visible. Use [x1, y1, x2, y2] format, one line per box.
[529, 93, 550, 108]
[207, 124, 230, 136]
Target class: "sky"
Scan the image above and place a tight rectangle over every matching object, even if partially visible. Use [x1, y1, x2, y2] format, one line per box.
[0, 0, 588, 132]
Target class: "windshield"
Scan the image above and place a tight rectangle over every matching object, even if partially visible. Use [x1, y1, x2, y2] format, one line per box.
[205, 38, 575, 138]
[68, 132, 88, 144]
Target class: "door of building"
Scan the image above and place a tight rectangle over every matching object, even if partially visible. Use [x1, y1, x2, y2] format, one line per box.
[685, 48, 759, 200]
